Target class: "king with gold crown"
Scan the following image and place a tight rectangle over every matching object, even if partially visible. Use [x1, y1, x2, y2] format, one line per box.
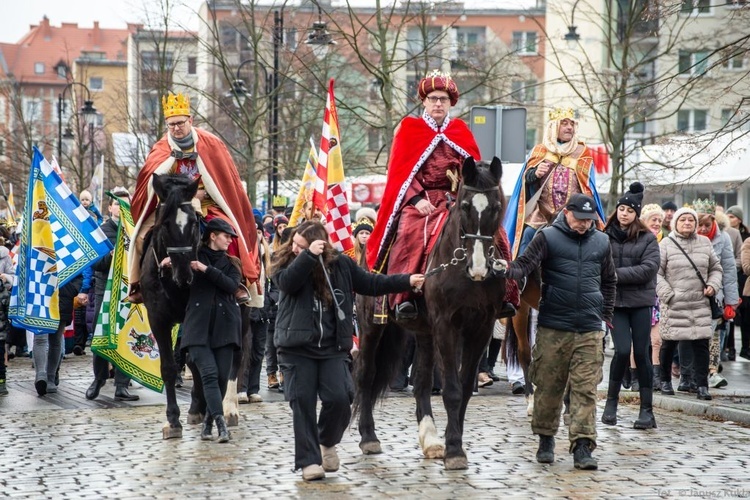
[503, 106, 605, 259]
[126, 92, 260, 304]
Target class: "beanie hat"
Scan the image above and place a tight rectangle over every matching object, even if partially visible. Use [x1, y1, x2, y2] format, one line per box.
[617, 182, 645, 217]
[671, 206, 698, 231]
[353, 219, 374, 238]
[640, 203, 664, 222]
[418, 70, 460, 106]
[273, 214, 289, 228]
[726, 205, 744, 221]
[661, 201, 678, 211]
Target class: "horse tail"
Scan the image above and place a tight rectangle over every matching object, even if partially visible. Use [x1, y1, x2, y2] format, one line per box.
[352, 320, 405, 418]
[504, 317, 520, 370]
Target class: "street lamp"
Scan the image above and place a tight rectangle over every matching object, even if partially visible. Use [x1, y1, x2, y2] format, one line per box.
[84, 104, 98, 181]
[305, 4, 336, 59]
[564, 0, 582, 48]
[57, 83, 97, 161]
[224, 58, 272, 204]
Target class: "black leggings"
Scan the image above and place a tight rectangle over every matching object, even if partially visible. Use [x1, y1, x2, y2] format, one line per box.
[609, 306, 653, 389]
[189, 345, 235, 419]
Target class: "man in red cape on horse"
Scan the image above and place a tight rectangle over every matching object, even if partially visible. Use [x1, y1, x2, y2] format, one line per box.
[126, 92, 259, 303]
[366, 70, 517, 320]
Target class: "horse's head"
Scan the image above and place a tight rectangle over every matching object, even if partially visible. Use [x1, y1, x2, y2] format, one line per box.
[457, 156, 504, 281]
[152, 173, 200, 287]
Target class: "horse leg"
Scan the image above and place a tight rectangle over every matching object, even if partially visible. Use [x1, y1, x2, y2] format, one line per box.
[223, 308, 251, 427]
[413, 331, 443, 459]
[356, 324, 385, 455]
[154, 325, 182, 439]
[187, 357, 206, 424]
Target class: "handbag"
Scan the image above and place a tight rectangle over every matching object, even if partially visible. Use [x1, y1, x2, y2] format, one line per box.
[668, 236, 723, 320]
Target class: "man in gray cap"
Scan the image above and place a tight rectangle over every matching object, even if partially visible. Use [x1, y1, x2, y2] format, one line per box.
[495, 193, 616, 470]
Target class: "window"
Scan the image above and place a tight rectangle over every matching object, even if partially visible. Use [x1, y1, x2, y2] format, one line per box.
[681, 0, 712, 13]
[0, 138, 5, 157]
[34, 62, 45, 74]
[89, 77, 103, 91]
[406, 26, 443, 72]
[511, 31, 537, 55]
[285, 28, 298, 50]
[142, 94, 159, 121]
[678, 50, 710, 76]
[726, 0, 748, 7]
[511, 80, 537, 103]
[367, 129, 381, 152]
[22, 97, 42, 122]
[0, 97, 5, 124]
[56, 64, 68, 78]
[677, 109, 707, 132]
[723, 51, 745, 70]
[187, 57, 197, 75]
[452, 27, 485, 64]
[721, 108, 736, 126]
[141, 51, 174, 72]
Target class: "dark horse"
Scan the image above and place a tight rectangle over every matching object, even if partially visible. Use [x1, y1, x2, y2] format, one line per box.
[140, 173, 251, 438]
[355, 157, 507, 470]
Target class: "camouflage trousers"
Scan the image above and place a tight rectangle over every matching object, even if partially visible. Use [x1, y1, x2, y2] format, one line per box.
[530, 326, 604, 452]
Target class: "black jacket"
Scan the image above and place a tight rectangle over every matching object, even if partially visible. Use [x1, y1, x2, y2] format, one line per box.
[272, 250, 411, 354]
[606, 225, 660, 308]
[508, 212, 617, 332]
[180, 246, 242, 350]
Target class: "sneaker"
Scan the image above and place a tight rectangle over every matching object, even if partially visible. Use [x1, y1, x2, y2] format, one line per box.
[249, 393, 263, 403]
[572, 438, 598, 470]
[268, 373, 280, 389]
[511, 381, 525, 395]
[320, 445, 340, 472]
[708, 373, 728, 389]
[0, 380, 7, 396]
[477, 372, 493, 388]
[301, 464, 326, 481]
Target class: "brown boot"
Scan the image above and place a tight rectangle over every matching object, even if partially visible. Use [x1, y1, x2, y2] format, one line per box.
[124, 282, 143, 304]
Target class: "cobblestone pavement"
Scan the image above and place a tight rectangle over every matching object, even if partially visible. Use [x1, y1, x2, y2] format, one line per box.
[2, 352, 750, 498]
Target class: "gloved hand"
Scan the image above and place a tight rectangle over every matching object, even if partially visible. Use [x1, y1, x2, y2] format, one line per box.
[724, 304, 736, 321]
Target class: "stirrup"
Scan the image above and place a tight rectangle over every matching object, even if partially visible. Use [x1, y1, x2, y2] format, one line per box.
[235, 283, 252, 306]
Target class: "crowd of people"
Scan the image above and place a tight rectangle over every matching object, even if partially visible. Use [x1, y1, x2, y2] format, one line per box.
[2, 74, 750, 481]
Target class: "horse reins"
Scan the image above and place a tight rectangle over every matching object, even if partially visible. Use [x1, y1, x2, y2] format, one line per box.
[152, 201, 199, 277]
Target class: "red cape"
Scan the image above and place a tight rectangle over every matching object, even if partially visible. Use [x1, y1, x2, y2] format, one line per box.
[131, 127, 259, 282]
[366, 115, 480, 271]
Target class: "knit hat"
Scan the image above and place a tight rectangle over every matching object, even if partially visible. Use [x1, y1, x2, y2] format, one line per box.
[617, 182, 645, 217]
[661, 201, 678, 211]
[353, 219, 374, 238]
[418, 70, 459, 106]
[273, 214, 289, 228]
[355, 207, 377, 225]
[639, 203, 664, 222]
[671, 206, 698, 231]
[726, 205, 744, 221]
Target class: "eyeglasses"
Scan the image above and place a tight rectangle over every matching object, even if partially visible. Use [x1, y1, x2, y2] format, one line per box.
[426, 96, 450, 104]
[166, 119, 189, 129]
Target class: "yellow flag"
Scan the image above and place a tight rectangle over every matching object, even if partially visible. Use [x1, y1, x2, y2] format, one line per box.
[289, 137, 318, 227]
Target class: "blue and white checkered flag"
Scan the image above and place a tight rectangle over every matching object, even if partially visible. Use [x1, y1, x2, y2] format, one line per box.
[9, 147, 113, 334]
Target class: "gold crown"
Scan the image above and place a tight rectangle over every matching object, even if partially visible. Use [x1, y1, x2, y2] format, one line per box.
[548, 107, 576, 121]
[162, 92, 191, 119]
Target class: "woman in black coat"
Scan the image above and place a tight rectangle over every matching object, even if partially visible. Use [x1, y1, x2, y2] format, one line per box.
[180, 218, 243, 443]
[271, 221, 424, 481]
[601, 183, 660, 430]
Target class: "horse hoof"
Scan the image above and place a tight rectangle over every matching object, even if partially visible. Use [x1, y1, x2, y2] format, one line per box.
[162, 423, 183, 440]
[186, 413, 203, 425]
[444, 455, 468, 470]
[226, 413, 239, 427]
[423, 444, 445, 459]
[360, 441, 382, 455]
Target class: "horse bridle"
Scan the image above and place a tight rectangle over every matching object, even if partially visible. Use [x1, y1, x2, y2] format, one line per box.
[152, 201, 199, 277]
[425, 184, 504, 278]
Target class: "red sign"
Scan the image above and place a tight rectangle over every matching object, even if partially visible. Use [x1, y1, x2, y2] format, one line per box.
[351, 182, 386, 204]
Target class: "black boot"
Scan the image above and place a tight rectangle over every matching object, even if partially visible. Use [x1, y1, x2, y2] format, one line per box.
[652, 366, 662, 392]
[697, 386, 712, 401]
[660, 380, 675, 395]
[601, 380, 620, 425]
[629, 368, 639, 392]
[536, 434, 555, 464]
[633, 388, 657, 429]
[200, 414, 213, 441]
[572, 438, 598, 470]
[677, 373, 692, 392]
[114, 386, 140, 401]
[215, 415, 231, 443]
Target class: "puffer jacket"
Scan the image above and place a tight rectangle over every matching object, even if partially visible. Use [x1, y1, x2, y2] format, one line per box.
[657, 230, 723, 341]
[707, 225, 739, 306]
[606, 224, 660, 308]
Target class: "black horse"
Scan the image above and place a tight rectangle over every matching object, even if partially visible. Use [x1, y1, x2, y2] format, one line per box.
[140, 173, 199, 439]
[354, 156, 507, 470]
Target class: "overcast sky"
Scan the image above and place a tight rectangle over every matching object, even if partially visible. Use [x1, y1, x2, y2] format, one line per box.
[0, 0, 538, 44]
